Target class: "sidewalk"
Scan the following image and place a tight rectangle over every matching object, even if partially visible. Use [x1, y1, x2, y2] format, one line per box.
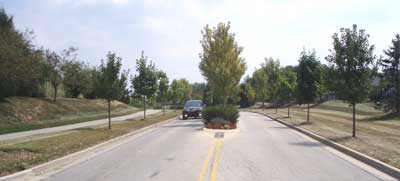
[0, 109, 160, 142]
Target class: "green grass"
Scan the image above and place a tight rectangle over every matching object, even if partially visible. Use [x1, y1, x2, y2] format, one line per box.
[0, 111, 180, 176]
[0, 97, 139, 134]
[245, 100, 400, 169]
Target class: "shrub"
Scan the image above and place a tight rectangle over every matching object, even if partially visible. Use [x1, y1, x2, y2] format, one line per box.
[203, 105, 239, 124]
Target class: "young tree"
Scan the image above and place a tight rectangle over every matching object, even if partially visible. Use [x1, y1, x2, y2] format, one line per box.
[62, 60, 84, 98]
[239, 76, 256, 108]
[380, 34, 400, 113]
[132, 51, 158, 119]
[277, 68, 297, 117]
[199, 22, 246, 106]
[43, 50, 63, 101]
[167, 79, 192, 105]
[96, 52, 123, 129]
[296, 49, 321, 123]
[326, 24, 375, 137]
[157, 70, 169, 104]
[252, 68, 268, 110]
[262, 57, 280, 113]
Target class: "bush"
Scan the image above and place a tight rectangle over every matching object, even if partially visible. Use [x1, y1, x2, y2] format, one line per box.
[203, 105, 239, 125]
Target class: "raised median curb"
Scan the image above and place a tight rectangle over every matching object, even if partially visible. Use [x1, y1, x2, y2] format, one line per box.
[203, 127, 240, 138]
[0, 115, 179, 181]
[246, 110, 400, 180]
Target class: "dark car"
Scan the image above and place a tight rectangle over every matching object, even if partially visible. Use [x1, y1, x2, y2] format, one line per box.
[182, 100, 204, 120]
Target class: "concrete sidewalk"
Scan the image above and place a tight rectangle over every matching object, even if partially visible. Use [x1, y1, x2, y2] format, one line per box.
[0, 109, 160, 142]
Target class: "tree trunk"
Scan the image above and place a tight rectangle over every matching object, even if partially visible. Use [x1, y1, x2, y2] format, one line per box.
[53, 85, 57, 102]
[143, 96, 146, 120]
[262, 100, 265, 111]
[108, 99, 111, 129]
[288, 104, 290, 118]
[352, 102, 356, 137]
[307, 103, 310, 123]
[275, 101, 278, 114]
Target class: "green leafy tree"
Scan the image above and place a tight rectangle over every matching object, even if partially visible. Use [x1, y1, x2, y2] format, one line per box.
[379, 34, 400, 113]
[157, 70, 169, 104]
[199, 22, 246, 106]
[277, 68, 297, 117]
[252, 68, 268, 109]
[326, 24, 375, 137]
[167, 79, 192, 105]
[297, 49, 321, 123]
[0, 8, 43, 99]
[262, 57, 280, 113]
[96, 52, 123, 129]
[43, 50, 63, 101]
[117, 70, 130, 104]
[132, 51, 158, 119]
[239, 76, 256, 108]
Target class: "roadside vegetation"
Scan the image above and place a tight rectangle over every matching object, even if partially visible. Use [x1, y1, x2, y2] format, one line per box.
[0, 111, 180, 176]
[0, 97, 139, 134]
[245, 101, 400, 169]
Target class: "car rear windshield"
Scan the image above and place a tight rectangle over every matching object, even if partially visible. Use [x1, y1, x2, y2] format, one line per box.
[184, 101, 202, 107]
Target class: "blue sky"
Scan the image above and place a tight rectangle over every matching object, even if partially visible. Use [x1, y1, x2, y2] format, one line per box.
[1, 0, 399, 83]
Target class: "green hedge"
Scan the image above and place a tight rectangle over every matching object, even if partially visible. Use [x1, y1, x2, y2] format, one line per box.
[203, 105, 239, 124]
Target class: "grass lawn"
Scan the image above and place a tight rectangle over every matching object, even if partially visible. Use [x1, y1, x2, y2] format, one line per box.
[0, 97, 140, 134]
[0, 111, 180, 176]
[245, 100, 400, 169]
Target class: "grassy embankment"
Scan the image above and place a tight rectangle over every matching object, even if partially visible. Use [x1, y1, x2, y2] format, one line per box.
[0, 111, 180, 176]
[0, 97, 140, 134]
[245, 100, 400, 169]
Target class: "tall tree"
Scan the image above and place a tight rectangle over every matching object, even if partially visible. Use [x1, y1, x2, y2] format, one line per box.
[296, 49, 321, 123]
[132, 51, 158, 119]
[167, 79, 192, 105]
[157, 70, 169, 104]
[252, 68, 268, 110]
[277, 68, 297, 117]
[199, 22, 246, 106]
[96, 52, 123, 129]
[380, 34, 400, 113]
[326, 24, 375, 137]
[43, 50, 63, 101]
[0, 8, 43, 99]
[262, 57, 280, 113]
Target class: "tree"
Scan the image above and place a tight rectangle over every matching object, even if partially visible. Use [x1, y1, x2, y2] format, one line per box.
[96, 52, 123, 129]
[379, 34, 400, 113]
[62, 60, 84, 98]
[239, 76, 256, 108]
[157, 70, 169, 104]
[132, 51, 158, 119]
[167, 79, 192, 105]
[117, 70, 130, 104]
[199, 22, 246, 106]
[262, 57, 280, 113]
[326, 24, 375, 137]
[0, 8, 43, 99]
[277, 68, 297, 117]
[43, 50, 63, 101]
[252, 68, 268, 110]
[297, 49, 321, 123]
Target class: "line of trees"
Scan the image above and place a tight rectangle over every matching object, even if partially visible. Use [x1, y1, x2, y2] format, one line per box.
[244, 24, 399, 137]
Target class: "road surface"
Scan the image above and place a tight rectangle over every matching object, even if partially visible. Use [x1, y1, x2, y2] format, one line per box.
[0, 110, 160, 142]
[43, 111, 393, 181]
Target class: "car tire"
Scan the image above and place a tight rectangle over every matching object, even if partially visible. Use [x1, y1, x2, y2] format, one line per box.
[183, 115, 187, 120]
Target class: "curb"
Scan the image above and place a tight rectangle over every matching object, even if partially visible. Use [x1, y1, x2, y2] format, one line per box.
[247, 111, 400, 180]
[0, 115, 179, 181]
[203, 127, 240, 138]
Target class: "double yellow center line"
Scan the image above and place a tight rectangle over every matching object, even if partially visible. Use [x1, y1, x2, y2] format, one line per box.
[198, 138, 224, 181]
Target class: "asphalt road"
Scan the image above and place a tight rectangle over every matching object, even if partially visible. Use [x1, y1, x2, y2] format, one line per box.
[0, 110, 160, 142]
[43, 112, 392, 181]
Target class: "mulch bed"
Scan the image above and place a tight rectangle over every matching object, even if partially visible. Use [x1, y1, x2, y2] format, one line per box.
[205, 123, 237, 130]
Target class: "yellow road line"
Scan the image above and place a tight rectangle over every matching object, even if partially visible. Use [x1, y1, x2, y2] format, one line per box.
[198, 139, 217, 181]
[210, 139, 223, 181]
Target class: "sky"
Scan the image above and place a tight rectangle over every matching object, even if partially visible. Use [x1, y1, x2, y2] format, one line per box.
[1, 0, 399, 83]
